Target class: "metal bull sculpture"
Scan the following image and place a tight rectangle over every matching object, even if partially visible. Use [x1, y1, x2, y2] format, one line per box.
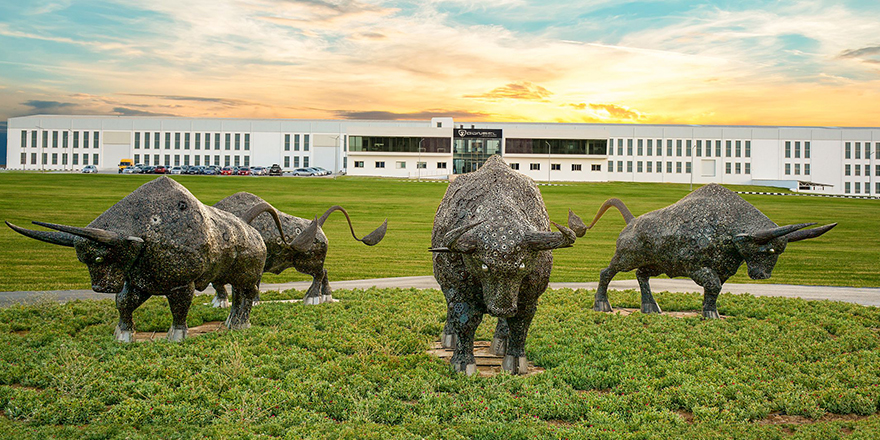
[431, 155, 586, 375]
[586, 183, 836, 319]
[211, 192, 387, 306]
[5, 176, 296, 342]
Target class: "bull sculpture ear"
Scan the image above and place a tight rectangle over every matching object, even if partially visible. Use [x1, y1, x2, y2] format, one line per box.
[750, 223, 815, 245]
[523, 222, 577, 251]
[568, 209, 587, 238]
[429, 220, 485, 253]
[6, 221, 77, 247]
[785, 223, 837, 242]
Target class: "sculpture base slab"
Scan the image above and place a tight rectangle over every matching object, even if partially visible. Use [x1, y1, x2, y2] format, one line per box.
[427, 340, 544, 377]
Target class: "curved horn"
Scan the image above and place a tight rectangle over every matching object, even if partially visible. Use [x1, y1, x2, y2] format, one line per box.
[568, 209, 587, 238]
[428, 219, 486, 253]
[785, 223, 837, 243]
[240, 201, 288, 244]
[523, 221, 577, 251]
[32, 221, 126, 246]
[291, 217, 319, 253]
[6, 221, 77, 247]
[317, 205, 387, 246]
[751, 222, 815, 245]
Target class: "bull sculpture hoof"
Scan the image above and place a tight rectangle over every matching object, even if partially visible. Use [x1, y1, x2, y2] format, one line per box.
[224, 316, 252, 330]
[501, 355, 529, 375]
[702, 310, 721, 319]
[592, 299, 613, 312]
[303, 295, 322, 306]
[211, 297, 230, 308]
[114, 326, 133, 343]
[321, 295, 337, 303]
[167, 327, 187, 342]
[453, 362, 478, 376]
[641, 301, 662, 314]
[490, 335, 507, 356]
[440, 330, 457, 349]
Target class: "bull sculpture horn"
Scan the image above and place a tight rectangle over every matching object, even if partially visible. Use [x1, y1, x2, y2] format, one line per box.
[785, 223, 837, 242]
[240, 201, 320, 252]
[523, 222, 577, 251]
[317, 206, 388, 246]
[429, 220, 486, 253]
[750, 222, 815, 245]
[6, 221, 77, 247]
[32, 221, 139, 246]
[290, 217, 319, 253]
[568, 209, 587, 238]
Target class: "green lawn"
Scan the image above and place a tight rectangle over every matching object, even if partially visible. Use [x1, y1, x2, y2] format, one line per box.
[0, 172, 874, 291]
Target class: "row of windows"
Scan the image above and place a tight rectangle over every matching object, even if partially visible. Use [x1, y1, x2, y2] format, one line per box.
[20, 130, 100, 149]
[133, 154, 250, 168]
[21, 152, 100, 166]
[784, 141, 811, 159]
[844, 182, 879, 195]
[505, 139, 607, 155]
[509, 163, 601, 172]
[608, 139, 751, 159]
[133, 132, 251, 151]
[784, 163, 812, 176]
[349, 136, 451, 153]
[843, 164, 880, 177]
[353, 161, 448, 169]
[283, 156, 310, 168]
[607, 160, 751, 175]
[844, 142, 880, 160]
[283, 134, 310, 152]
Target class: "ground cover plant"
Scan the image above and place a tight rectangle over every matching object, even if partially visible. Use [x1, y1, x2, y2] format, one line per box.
[0, 287, 878, 439]
[1, 173, 875, 292]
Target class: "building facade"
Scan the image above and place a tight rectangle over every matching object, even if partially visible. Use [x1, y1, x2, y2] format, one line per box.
[6, 115, 880, 196]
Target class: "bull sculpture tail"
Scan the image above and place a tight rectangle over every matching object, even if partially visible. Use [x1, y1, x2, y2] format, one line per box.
[240, 202, 319, 252]
[586, 198, 635, 230]
[317, 205, 387, 246]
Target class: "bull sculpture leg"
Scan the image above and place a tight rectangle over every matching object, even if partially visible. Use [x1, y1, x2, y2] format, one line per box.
[320, 270, 336, 303]
[439, 303, 457, 348]
[593, 265, 619, 312]
[212, 283, 260, 308]
[225, 283, 258, 329]
[115, 282, 151, 343]
[166, 283, 195, 342]
[447, 299, 485, 376]
[302, 268, 328, 306]
[490, 318, 509, 356]
[501, 305, 536, 375]
[636, 268, 662, 314]
[692, 268, 723, 319]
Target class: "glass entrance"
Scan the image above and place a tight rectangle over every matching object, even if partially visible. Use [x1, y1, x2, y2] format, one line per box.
[453, 138, 501, 174]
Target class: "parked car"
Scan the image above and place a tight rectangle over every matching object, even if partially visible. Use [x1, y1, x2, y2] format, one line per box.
[122, 166, 139, 174]
[292, 167, 317, 176]
[204, 165, 220, 175]
[81, 165, 98, 174]
[220, 167, 235, 176]
[311, 167, 332, 176]
[251, 166, 265, 176]
[187, 165, 205, 175]
[268, 164, 283, 176]
[140, 165, 156, 174]
[237, 167, 252, 176]
[154, 165, 168, 174]
[170, 166, 184, 175]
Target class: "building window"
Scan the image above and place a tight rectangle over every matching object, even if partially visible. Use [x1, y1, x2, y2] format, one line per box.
[52, 153, 58, 165]
[52, 132, 58, 148]
[571, 164, 582, 171]
[745, 163, 751, 174]
[845, 142, 851, 159]
[437, 162, 447, 169]
[551, 163, 561, 171]
[725, 140, 732, 157]
[225, 133, 231, 150]
[636, 139, 643, 156]
[294, 135, 300, 151]
[214, 154, 219, 165]
[686, 162, 692, 174]
[627, 139, 633, 156]
[224, 155, 230, 166]
[530, 163, 541, 171]
[20, 152, 26, 165]
[745, 141, 751, 158]
[794, 163, 800, 175]
[396, 161, 406, 169]
[726, 162, 732, 174]
[285, 134, 290, 151]
[786, 163, 792, 175]
[656, 161, 661, 172]
[303, 157, 309, 167]
[686, 140, 692, 157]
[184, 155, 191, 166]
[805, 141, 810, 159]
[234, 156, 240, 167]
[617, 161, 624, 172]
[794, 141, 800, 158]
[804, 164, 810, 175]
[185, 133, 191, 150]
[72, 154, 78, 166]
[667, 139, 673, 156]
[294, 157, 300, 167]
[844, 164, 851, 176]
[417, 162, 426, 169]
[173, 133, 180, 150]
[646, 161, 653, 173]
[592, 164, 601, 171]
[627, 161, 633, 172]
[656, 139, 662, 156]
[62, 153, 68, 165]
[235, 133, 241, 150]
[42, 152, 48, 165]
[855, 164, 861, 176]
[134, 154, 140, 164]
[855, 142, 861, 159]
[174, 155, 180, 166]
[876, 164, 880, 176]
[617, 139, 623, 156]
[195, 133, 200, 150]
[194, 156, 200, 166]
[876, 182, 880, 194]
[134, 132, 140, 149]
[695, 140, 702, 157]
[636, 161, 643, 173]
[666, 162, 673, 173]
[676, 162, 682, 173]
[647, 139, 653, 156]
[608, 161, 613, 171]
[354, 161, 364, 168]
[676, 140, 683, 157]
[735, 163, 741, 174]
[284, 156, 290, 167]
[304, 135, 310, 151]
[855, 182, 861, 194]
[845, 182, 851, 193]
[375, 161, 385, 168]
[786, 141, 793, 158]
[244, 134, 250, 151]
[93, 153, 100, 165]
[215, 133, 221, 150]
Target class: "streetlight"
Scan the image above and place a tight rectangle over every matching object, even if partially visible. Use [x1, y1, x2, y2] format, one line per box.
[546, 140, 552, 184]
[417, 138, 425, 182]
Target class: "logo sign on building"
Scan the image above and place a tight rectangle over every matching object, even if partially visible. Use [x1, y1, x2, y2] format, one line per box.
[454, 129, 502, 139]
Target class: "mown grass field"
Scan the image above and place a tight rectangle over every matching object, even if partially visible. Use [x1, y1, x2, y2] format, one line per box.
[0, 287, 878, 439]
[0, 172, 876, 291]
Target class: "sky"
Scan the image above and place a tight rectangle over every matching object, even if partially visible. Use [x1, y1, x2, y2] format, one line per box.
[1, 0, 879, 130]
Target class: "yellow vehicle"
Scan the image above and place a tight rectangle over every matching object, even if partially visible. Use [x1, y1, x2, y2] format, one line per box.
[118, 159, 134, 173]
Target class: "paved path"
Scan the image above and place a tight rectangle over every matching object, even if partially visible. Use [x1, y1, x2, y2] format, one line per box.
[2, 276, 879, 308]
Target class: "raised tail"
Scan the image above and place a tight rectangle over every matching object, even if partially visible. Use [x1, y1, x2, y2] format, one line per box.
[586, 198, 635, 229]
[317, 205, 387, 246]
[240, 201, 319, 252]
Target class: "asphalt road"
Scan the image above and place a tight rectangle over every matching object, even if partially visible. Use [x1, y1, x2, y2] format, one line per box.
[2, 276, 879, 308]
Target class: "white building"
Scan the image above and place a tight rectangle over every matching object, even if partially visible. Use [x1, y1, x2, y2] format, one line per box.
[6, 114, 880, 196]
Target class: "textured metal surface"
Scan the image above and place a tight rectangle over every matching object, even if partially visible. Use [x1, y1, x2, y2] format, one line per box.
[431, 155, 575, 375]
[589, 183, 836, 319]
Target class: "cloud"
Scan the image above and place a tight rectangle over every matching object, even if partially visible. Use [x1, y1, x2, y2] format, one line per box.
[20, 100, 82, 115]
[119, 93, 256, 106]
[568, 103, 645, 121]
[112, 107, 178, 117]
[334, 109, 490, 120]
[464, 82, 553, 101]
[838, 46, 880, 65]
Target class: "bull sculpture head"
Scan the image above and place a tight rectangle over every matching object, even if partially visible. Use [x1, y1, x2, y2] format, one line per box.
[430, 211, 582, 317]
[6, 221, 145, 293]
[733, 222, 837, 279]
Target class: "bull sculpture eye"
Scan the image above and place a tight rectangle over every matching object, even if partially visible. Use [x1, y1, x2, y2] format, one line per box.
[481, 263, 489, 272]
[518, 262, 526, 270]
[95, 256, 104, 264]
[769, 248, 776, 254]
